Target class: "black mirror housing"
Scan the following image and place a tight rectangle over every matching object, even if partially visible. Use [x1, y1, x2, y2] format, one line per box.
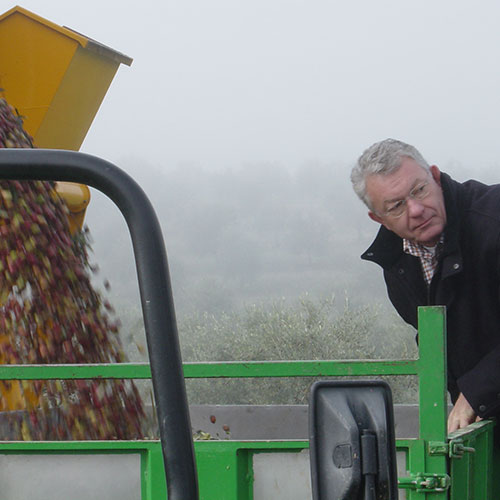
[309, 380, 398, 500]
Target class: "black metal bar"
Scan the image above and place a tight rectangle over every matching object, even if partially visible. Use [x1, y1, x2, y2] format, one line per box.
[0, 148, 198, 500]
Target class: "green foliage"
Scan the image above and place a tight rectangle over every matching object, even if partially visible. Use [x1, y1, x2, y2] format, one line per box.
[179, 295, 418, 405]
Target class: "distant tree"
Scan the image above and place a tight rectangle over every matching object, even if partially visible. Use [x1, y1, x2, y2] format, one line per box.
[179, 295, 418, 405]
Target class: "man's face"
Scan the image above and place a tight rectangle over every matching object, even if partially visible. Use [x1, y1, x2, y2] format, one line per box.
[365, 158, 447, 246]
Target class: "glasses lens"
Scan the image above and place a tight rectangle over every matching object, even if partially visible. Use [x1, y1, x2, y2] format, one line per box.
[386, 201, 405, 217]
[412, 182, 429, 200]
[384, 179, 430, 218]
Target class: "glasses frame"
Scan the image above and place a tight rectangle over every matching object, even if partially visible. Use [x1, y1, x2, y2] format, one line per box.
[379, 174, 432, 219]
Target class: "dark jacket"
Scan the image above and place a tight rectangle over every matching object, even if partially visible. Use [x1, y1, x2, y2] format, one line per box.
[362, 172, 500, 418]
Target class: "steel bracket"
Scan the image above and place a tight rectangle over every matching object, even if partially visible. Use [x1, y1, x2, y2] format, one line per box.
[429, 439, 476, 458]
[398, 473, 451, 493]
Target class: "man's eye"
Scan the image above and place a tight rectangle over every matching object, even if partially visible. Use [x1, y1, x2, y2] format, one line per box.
[412, 184, 428, 198]
[387, 200, 404, 213]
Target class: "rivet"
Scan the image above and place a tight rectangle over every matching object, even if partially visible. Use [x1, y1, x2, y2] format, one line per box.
[479, 404, 487, 412]
[453, 263, 460, 270]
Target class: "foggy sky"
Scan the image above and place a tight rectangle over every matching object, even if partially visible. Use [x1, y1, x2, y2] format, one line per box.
[16, 0, 500, 176]
[10, 1, 500, 316]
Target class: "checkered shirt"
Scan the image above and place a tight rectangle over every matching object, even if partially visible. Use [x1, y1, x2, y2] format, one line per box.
[403, 235, 444, 285]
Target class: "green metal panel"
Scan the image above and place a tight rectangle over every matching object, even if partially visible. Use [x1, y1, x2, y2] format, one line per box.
[0, 306, 495, 500]
[0, 440, 166, 500]
[141, 442, 167, 500]
[194, 441, 248, 500]
[195, 441, 307, 500]
[0, 359, 418, 380]
[416, 306, 448, 500]
[192, 429, 493, 499]
[0, 363, 151, 380]
[400, 439, 427, 500]
[417, 306, 448, 442]
[448, 421, 494, 500]
[184, 359, 419, 378]
[492, 447, 500, 499]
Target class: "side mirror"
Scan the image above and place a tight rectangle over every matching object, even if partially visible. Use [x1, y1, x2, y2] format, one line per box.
[309, 380, 398, 500]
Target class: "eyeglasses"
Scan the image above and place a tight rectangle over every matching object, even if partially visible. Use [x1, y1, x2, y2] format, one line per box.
[381, 178, 431, 218]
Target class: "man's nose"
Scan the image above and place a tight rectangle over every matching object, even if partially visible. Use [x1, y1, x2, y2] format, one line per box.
[407, 197, 425, 217]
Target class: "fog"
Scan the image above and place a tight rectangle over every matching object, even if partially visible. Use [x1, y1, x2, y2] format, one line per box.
[86, 159, 382, 315]
[11, 1, 500, 318]
[17, 1, 500, 170]
[84, 156, 497, 324]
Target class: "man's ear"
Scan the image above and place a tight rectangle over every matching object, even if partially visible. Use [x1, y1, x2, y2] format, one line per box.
[368, 211, 384, 225]
[430, 165, 441, 186]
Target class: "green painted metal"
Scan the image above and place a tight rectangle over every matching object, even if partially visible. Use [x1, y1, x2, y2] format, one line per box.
[0, 440, 159, 452]
[397, 439, 427, 500]
[0, 359, 418, 380]
[0, 305, 495, 500]
[0, 362, 151, 380]
[417, 306, 448, 442]
[430, 439, 476, 459]
[0, 440, 166, 500]
[193, 441, 308, 500]
[398, 473, 451, 493]
[448, 421, 494, 500]
[416, 306, 449, 500]
[491, 446, 500, 499]
[184, 359, 419, 378]
[142, 442, 167, 500]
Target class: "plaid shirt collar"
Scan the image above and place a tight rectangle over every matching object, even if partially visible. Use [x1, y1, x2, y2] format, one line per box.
[403, 234, 444, 285]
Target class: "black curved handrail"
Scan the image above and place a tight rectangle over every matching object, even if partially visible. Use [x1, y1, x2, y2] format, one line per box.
[0, 148, 198, 500]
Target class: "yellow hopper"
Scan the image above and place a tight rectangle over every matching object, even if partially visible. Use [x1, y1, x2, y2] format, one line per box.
[0, 5, 132, 150]
[0, 5, 132, 412]
[0, 5, 133, 233]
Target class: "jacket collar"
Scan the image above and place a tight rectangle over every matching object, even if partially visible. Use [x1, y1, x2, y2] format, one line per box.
[361, 171, 463, 275]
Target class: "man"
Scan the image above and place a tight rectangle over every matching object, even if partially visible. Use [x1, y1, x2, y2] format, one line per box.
[352, 138, 500, 432]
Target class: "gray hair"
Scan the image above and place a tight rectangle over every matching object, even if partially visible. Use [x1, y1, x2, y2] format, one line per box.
[351, 138, 430, 209]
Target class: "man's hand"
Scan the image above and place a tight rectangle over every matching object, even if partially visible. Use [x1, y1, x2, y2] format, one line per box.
[447, 392, 480, 433]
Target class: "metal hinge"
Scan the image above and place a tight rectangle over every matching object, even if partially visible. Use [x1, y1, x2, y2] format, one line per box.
[398, 473, 451, 492]
[429, 439, 476, 458]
